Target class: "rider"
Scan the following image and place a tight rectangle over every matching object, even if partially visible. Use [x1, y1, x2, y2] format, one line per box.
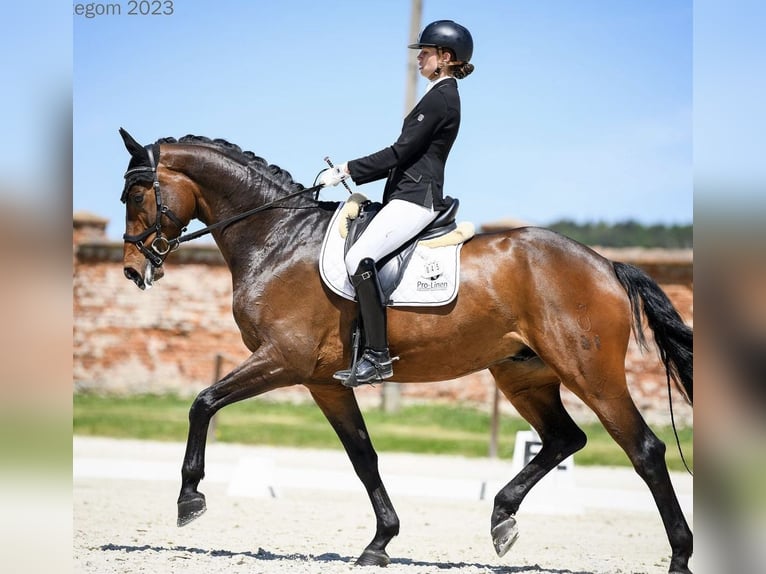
[318, 20, 474, 387]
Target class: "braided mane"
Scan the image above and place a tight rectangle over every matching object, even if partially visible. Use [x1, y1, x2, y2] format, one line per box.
[157, 135, 306, 193]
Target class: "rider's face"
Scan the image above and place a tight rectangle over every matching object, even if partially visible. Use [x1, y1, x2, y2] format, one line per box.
[417, 47, 442, 79]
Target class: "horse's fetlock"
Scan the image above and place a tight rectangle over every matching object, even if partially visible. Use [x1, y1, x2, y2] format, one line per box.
[377, 513, 400, 537]
[672, 527, 693, 556]
[181, 464, 204, 485]
[492, 500, 518, 521]
[384, 522, 400, 538]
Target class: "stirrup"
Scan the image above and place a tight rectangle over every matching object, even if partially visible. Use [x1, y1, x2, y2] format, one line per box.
[335, 350, 397, 388]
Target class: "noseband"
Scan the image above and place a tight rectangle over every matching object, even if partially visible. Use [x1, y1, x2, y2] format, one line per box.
[121, 145, 187, 268]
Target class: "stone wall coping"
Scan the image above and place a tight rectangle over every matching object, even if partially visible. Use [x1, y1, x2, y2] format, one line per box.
[76, 238, 692, 268]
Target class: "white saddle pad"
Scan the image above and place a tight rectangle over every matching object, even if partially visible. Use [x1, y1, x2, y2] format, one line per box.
[319, 203, 464, 307]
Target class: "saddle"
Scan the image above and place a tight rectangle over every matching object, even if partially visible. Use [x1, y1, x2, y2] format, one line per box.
[319, 195, 474, 307]
[342, 196, 463, 302]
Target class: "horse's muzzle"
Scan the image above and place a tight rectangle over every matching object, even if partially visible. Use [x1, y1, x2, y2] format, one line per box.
[124, 260, 164, 290]
[124, 266, 146, 290]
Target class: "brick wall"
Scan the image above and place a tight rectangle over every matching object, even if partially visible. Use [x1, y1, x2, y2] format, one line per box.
[73, 213, 693, 425]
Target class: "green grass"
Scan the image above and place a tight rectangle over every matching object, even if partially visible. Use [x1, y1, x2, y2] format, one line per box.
[73, 393, 693, 471]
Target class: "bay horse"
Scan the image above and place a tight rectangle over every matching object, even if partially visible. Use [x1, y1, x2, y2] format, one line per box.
[118, 129, 693, 573]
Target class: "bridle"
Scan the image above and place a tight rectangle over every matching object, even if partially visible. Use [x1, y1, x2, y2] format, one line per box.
[122, 144, 324, 268]
[121, 145, 187, 268]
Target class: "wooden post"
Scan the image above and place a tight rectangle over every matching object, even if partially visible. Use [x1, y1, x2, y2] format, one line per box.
[382, 0, 422, 416]
[405, 0, 423, 115]
[489, 385, 500, 458]
[381, 381, 402, 414]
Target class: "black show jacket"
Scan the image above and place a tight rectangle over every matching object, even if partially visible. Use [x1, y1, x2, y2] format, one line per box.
[347, 77, 460, 211]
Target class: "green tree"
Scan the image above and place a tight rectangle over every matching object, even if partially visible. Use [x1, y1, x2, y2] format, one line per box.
[547, 219, 692, 248]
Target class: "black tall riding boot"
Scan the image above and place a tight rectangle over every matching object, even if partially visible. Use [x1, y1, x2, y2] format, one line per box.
[333, 258, 394, 387]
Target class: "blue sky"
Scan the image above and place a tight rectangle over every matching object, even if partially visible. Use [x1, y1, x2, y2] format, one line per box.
[70, 0, 692, 239]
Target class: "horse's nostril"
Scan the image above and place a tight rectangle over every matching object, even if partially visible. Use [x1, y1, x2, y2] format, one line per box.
[124, 267, 145, 289]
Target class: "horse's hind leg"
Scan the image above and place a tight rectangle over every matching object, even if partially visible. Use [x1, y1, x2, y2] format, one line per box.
[488, 363, 587, 557]
[583, 393, 693, 573]
[177, 351, 293, 526]
[534, 320, 692, 571]
[308, 383, 400, 567]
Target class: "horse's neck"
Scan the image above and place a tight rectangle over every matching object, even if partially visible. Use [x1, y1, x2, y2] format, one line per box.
[168, 146, 278, 225]
[167, 146, 330, 277]
[220, 206, 332, 291]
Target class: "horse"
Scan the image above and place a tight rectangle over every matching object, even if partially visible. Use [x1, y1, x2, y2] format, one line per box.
[117, 128, 693, 573]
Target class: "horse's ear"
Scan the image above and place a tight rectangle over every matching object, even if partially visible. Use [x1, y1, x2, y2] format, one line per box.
[119, 127, 145, 157]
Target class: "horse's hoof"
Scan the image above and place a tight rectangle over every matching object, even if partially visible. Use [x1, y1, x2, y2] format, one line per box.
[491, 515, 519, 557]
[177, 492, 207, 527]
[355, 549, 390, 567]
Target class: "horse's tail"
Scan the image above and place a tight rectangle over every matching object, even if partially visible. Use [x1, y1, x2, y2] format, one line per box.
[613, 261, 693, 405]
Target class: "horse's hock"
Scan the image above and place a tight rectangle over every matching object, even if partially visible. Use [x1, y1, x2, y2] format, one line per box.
[73, 212, 692, 423]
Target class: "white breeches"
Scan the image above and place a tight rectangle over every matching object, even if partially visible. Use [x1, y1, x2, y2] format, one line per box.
[345, 199, 438, 274]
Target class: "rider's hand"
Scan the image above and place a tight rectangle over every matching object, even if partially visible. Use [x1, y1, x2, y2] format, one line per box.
[318, 164, 349, 187]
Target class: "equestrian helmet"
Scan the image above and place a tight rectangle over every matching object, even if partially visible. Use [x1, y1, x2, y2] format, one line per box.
[408, 20, 473, 63]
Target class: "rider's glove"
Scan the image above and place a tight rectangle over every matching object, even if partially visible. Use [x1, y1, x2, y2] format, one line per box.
[318, 164, 349, 187]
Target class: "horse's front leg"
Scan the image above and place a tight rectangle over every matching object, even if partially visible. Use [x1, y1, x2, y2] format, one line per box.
[177, 352, 293, 526]
[308, 383, 400, 567]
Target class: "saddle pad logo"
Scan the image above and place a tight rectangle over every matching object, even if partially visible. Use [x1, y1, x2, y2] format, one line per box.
[418, 260, 448, 291]
[421, 260, 443, 281]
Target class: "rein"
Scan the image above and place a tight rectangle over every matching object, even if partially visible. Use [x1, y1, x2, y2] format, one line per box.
[174, 183, 323, 246]
[122, 144, 323, 267]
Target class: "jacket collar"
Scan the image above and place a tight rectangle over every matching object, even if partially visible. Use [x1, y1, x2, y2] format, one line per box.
[425, 76, 457, 93]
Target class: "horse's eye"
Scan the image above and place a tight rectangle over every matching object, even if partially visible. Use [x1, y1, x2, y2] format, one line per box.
[133, 194, 144, 205]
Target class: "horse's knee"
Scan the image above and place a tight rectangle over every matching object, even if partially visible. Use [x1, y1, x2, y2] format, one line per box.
[189, 389, 217, 422]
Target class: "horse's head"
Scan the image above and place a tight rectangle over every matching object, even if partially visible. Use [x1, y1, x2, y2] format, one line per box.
[119, 128, 197, 290]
